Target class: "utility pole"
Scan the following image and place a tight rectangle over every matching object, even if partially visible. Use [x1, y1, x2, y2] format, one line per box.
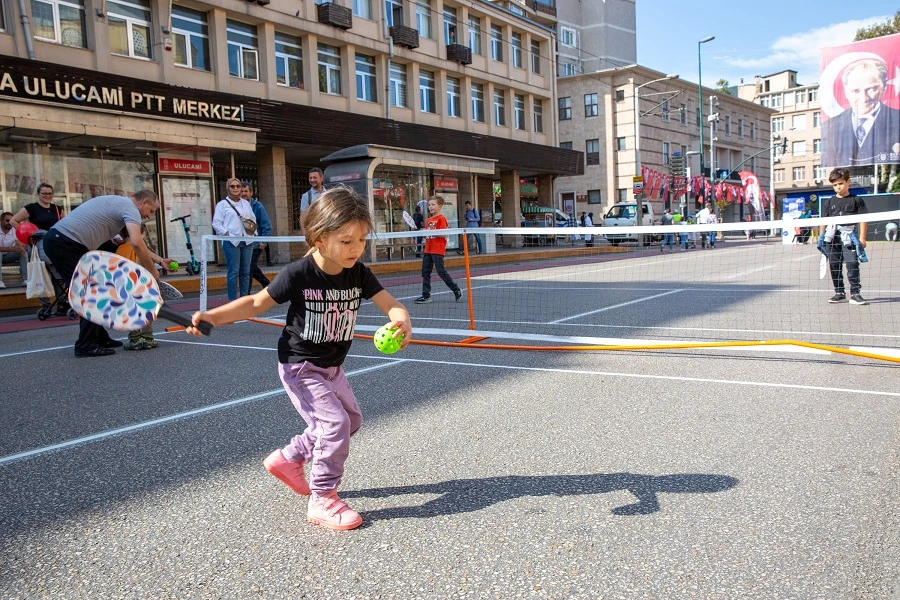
[708, 95, 719, 209]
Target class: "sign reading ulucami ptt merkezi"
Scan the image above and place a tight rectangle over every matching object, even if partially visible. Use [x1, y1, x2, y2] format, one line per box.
[0, 64, 245, 125]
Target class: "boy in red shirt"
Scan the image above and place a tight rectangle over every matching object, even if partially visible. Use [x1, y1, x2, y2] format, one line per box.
[415, 196, 462, 304]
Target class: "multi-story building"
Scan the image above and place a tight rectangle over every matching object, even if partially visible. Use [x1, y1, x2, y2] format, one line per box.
[737, 70, 872, 216]
[0, 0, 580, 261]
[556, 65, 774, 222]
[555, 0, 635, 76]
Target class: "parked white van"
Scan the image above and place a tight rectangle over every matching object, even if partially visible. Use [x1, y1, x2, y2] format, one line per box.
[603, 202, 659, 245]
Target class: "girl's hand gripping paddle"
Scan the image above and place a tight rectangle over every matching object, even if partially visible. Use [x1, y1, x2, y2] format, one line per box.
[68, 251, 212, 335]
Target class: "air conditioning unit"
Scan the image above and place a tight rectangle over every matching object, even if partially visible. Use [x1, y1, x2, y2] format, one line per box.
[773, 157, 781, 163]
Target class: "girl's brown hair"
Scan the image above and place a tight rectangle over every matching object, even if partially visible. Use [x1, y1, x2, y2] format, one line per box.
[302, 186, 374, 251]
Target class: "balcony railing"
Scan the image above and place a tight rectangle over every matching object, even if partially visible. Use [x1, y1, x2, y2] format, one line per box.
[317, 2, 353, 30]
[446, 43, 472, 65]
[389, 24, 419, 49]
[527, 0, 556, 16]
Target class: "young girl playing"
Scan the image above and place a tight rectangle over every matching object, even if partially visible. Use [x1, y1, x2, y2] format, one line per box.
[187, 187, 412, 531]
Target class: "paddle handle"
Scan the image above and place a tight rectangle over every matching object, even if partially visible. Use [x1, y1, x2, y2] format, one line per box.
[158, 305, 213, 336]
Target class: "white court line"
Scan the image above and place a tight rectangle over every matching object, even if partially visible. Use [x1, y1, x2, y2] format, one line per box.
[550, 290, 683, 324]
[0, 361, 402, 466]
[721, 265, 775, 280]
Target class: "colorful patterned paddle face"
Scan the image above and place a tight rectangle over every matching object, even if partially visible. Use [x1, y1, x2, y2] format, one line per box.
[68, 251, 211, 335]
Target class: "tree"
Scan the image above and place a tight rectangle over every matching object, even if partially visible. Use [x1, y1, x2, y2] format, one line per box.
[854, 10, 900, 192]
[715, 79, 732, 95]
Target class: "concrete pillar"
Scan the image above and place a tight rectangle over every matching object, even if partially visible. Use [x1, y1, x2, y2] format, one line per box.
[257, 146, 290, 263]
[500, 169, 522, 247]
[537, 174, 554, 208]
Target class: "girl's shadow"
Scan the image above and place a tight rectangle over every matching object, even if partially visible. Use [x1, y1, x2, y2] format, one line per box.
[343, 472, 738, 520]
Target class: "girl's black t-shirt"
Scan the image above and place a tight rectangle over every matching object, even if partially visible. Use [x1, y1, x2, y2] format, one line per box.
[266, 255, 383, 366]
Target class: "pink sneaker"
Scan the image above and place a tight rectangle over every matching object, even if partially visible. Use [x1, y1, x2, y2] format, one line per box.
[263, 449, 310, 496]
[307, 491, 362, 531]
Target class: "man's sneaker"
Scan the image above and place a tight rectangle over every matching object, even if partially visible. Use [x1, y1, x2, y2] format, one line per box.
[849, 294, 869, 305]
[828, 293, 847, 303]
[454, 289, 462, 302]
[307, 491, 362, 531]
[100, 338, 125, 348]
[414, 295, 432, 304]
[74, 345, 115, 357]
[263, 449, 310, 495]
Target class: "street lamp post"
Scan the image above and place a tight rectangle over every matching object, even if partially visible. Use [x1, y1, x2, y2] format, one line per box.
[634, 73, 679, 228]
[698, 35, 715, 180]
[684, 149, 701, 217]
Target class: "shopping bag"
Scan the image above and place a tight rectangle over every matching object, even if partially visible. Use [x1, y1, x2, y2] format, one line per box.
[26, 246, 55, 299]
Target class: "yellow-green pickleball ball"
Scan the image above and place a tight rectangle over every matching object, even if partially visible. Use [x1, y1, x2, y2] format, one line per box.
[373, 325, 403, 354]
[168, 261, 180, 271]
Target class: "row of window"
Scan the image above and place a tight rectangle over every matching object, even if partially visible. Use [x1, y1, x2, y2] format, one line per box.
[33, 0, 150, 58]
[361, 0, 543, 73]
[774, 165, 829, 183]
[772, 112, 820, 133]
[760, 88, 818, 109]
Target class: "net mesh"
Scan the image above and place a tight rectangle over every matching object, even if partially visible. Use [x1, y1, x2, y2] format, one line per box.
[199, 209, 900, 362]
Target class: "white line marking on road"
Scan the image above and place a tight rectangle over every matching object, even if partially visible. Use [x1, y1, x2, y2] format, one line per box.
[550, 290, 683, 324]
[0, 362, 401, 466]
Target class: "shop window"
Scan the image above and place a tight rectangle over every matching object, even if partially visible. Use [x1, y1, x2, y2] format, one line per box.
[415, 0, 431, 39]
[447, 77, 461, 118]
[471, 83, 485, 122]
[389, 61, 407, 108]
[227, 20, 259, 80]
[275, 32, 303, 89]
[533, 99, 543, 133]
[172, 6, 210, 71]
[109, 0, 152, 59]
[31, 0, 87, 48]
[318, 43, 342, 95]
[356, 53, 377, 102]
[420, 70, 436, 114]
[468, 16, 481, 55]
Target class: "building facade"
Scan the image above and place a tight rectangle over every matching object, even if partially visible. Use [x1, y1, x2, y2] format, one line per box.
[555, 0, 635, 76]
[556, 65, 775, 222]
[0, 0, 581, 262]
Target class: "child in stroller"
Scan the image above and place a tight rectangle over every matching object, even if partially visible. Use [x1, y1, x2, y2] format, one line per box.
[29, 230, 77, 321]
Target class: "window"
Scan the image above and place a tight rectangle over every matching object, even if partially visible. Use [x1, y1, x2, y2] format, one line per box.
[774, 169, 785, 183]
[792, 114, 806, 130]
[738, 118, 743, 136]
[584, 93, 598, 118]
[468, 16, 481, 55]
[813, 138, 821, 154]
[471, 83, 485, 122]
[760, 95, 770, 108]
[724, 115, 731, 135]
[415, 0, 431, 38]
[795, 90, 806, 103]
[774, 143, 785, 158]
[661, 100, 669, 122]
[490, 25, 503, 61]
[275, 32, 303, 89]
[680, 103, 687, 125]
[750, 122, 756, 140]
[792, 141, 806, 156]
[514, 94, 525, 130]
[511, 32, 523, 68]
[108, 0, 152, 59]
[588, 190, 601, 204]
[508, 4, 524, 16]
[447, 77, 461, 118]
[813, 111, 820, 128]
[617, 189, 628, 202]
[792, 166, 806, 181]
[586, 139, 599, 166]
[385, 0, 402, 27]
[809, 88, 818, 102]
[533, 99, 543, 133]
[317, 43, 342, 95]
[770, 94, 782, 108]
[353, 0, 371, 19]
[558, 96, 571, 120]
[560, 62, 577, 76]
[494, 89, 506, 126]
[355, 53, 377, 102]
[560, 142, 572, 150]
[772, 117, 784, 134]
[814, 165, 827, 181]
[616, 137, 626, 151]
[31, 0, 87, 48]
[420, 70, 436, 113]
[662, 142, 670, 165]
[389, 61, 407, 108]
[615, 89, 625, 102]
[0, 3, 4, 29]
[227, 20, 258, 80]
[560, 27, 575, 47]
[172, 6, 210, 71]
[443, 6, 457, 45]
[531, 41, 541, 74]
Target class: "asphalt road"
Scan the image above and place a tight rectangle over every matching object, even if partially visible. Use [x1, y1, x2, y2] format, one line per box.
[1, 316, 897, 598]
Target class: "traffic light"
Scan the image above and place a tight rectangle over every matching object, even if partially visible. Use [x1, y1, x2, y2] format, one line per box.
[780, 138, 788, 153]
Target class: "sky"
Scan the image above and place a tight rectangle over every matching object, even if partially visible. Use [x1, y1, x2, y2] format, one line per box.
[635, 1, 897, 89]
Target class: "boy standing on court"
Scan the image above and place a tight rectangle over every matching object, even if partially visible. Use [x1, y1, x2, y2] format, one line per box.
[818, 167, 868, 305]
[415, 196, 462, 304]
